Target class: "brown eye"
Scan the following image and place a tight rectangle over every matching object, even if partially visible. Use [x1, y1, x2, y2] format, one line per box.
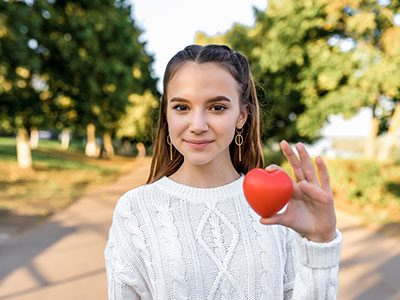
[211, 105, 227, 112]
[172, 104, 188, 111]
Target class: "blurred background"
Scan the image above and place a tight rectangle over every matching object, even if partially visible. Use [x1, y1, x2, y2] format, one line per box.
[0, 0, 399, 299]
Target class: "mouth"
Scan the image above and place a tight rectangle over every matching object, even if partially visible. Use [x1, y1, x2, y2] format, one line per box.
[185, 140, 214, 144]
[184, 140, 213, 149]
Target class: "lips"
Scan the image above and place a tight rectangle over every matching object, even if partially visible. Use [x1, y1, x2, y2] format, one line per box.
[184, 139, 213, 149]
[185, 139, 213, 144]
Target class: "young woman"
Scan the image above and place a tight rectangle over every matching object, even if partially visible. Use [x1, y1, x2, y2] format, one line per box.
[105, 44, 342, 299]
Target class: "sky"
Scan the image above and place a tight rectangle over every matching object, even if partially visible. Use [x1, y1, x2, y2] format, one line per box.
[132, 0, 266, 84]
[131, 0, 370, 138]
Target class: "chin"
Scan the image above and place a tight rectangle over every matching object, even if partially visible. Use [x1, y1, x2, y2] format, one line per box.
[183, 154, 216, 166]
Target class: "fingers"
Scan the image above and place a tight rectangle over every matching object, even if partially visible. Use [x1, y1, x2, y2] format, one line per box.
[315, 156, 332, 193]
[294, 143, 319, 185]
[279, 140, 307, 182]
[280, 140, 320, 185]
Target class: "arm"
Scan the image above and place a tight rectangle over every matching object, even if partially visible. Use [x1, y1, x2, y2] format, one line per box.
[105, 235, 141, 300]
[259, 141, 342, 299]
[104, 194, 151, 300]
[283, 229, 342, 299]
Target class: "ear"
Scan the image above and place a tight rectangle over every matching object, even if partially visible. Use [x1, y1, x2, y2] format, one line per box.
[237, 105, 248, 128]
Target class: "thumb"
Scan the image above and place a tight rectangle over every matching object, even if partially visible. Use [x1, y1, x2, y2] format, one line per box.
[259, 213, 286, 226]
[265, 164, 282, 173]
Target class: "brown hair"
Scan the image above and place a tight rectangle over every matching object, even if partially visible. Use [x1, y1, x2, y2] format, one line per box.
[146, 44, 264, 184]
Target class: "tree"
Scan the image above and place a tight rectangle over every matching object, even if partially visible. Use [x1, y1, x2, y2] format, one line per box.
[197, 0, 400, 160]
[31, 0, 158, 157]
[0, 1, 46, 168]
[0, 0, 158, 167]
[116, 90, 159, 144]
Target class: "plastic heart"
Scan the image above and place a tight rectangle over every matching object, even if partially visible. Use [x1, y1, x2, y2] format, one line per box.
[243, 168, 293, 218]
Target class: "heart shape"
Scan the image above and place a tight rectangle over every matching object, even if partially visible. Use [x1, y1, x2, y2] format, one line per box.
[243, 168, 294, 218]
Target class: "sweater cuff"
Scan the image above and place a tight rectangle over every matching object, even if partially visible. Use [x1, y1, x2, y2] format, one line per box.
[295, 229, 342, 269]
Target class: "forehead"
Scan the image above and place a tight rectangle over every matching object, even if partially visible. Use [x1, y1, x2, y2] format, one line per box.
[166, 62, 240, 101]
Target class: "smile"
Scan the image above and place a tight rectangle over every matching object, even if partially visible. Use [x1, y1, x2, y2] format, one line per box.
[185, 140, 213, 149]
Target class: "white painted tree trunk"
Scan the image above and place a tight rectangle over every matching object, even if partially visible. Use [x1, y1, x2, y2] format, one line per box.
[30, 128, 39, 150]
[365, 116, 379, 159]
[85, 123, 100, 158]
[136, 142, 146, 158]
[17, 128, 32, 169]
[103, 132, 114, 158]
[378, 103, 400, 161]
[61, 128, 70, 150]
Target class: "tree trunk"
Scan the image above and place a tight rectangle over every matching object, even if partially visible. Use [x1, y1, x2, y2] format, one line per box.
[120, 140, 132, 155]
[378, 102, 400, 161]
[85, 123, 100, 158]
[17, 128, 32, 169]
[61, 128, 70, 150]
[103, 132, 114, 158]
[365, 106, 379, 159]
[136, 142, 146, 158]
[30, 128, 39, 150]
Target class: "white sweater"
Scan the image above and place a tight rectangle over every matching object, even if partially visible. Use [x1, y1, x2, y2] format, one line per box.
[105, 174, 342, 299]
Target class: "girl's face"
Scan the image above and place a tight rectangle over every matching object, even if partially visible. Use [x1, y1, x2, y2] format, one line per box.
[166, 62, 248, 167]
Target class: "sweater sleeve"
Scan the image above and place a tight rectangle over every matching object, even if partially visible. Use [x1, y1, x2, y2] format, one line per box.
[105, 238, 141, 300]
[104, 192, 152, 300]
[283, 228, 342, 299]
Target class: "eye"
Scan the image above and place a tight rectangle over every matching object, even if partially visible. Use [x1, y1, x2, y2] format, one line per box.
[172, 104, 188, 111]
[210, 105, 227, 112]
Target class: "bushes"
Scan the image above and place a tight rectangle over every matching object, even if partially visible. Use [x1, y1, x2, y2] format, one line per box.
[277, 154, 400, 223]
[327, 158, 400, 224]
[327, 159, 388, 206]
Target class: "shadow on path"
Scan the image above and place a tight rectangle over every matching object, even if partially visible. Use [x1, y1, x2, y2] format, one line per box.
[0, 157, 152, 300]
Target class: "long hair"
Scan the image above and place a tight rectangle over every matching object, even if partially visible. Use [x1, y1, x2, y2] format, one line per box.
[146, 44, 264, 184]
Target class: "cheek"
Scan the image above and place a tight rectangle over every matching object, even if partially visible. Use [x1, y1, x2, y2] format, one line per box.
[215, 117, 237, 138]
[166, 113, 185, 135]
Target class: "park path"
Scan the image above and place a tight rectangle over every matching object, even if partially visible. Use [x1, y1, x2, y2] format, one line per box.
[0, 157, 152, 300]
[0, 157, 399, 300]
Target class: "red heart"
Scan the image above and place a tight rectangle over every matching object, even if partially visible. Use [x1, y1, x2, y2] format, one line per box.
[243, 168, 293, 218]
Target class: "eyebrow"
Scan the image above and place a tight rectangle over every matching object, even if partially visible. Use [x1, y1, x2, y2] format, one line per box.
[169, 96, 231, 103]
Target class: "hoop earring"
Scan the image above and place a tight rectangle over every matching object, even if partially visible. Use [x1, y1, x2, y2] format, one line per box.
[235, 127, 244, 162]
[166, 135, 173, 161]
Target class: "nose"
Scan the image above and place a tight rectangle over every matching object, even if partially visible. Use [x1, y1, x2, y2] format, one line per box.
[189, 110, 208, 133]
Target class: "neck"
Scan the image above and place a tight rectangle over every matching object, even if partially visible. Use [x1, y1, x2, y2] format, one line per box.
[169, 160, 240, 188]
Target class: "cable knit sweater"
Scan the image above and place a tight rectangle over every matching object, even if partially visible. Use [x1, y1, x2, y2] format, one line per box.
[104, 174, 342, 299]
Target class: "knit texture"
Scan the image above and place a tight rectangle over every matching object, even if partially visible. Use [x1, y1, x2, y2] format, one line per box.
[105, 174, 342, 299]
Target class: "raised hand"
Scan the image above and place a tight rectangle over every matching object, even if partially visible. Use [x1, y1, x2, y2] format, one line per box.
[260, 140, 337, 243]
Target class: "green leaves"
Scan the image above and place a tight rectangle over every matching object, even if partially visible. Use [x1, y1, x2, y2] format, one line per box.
[0, 0, 158, 140]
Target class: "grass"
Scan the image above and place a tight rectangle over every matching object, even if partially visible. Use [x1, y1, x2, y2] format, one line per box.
[0, 137, 137, 232]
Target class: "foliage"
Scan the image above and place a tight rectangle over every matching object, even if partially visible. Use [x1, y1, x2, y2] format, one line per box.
[196, 0, 400, 145]
[280, 156, 400, 225]
[0, 0, 158, 138]
[0, 1, 45, 132]
[116, 90, 160, 143]
[326, 158, 400, 224]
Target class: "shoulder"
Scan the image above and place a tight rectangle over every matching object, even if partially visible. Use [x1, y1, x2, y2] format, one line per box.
[113, 179, 165, 217]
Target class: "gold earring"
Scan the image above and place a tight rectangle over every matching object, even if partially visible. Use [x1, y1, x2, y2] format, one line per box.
[235, 127, 244, 162]
[166, 135, 173, 161]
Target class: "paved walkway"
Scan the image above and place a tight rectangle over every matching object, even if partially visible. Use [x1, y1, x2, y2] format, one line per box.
[0, 157, 152, 300]
[0, 157, 399, 299]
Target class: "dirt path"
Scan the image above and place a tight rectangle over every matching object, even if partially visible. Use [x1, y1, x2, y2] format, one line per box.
[0, 157, 151, 300]
[0, 157, 399, 299]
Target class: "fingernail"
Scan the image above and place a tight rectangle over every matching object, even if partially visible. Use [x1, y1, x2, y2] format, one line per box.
[266, 165, 276, 171]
